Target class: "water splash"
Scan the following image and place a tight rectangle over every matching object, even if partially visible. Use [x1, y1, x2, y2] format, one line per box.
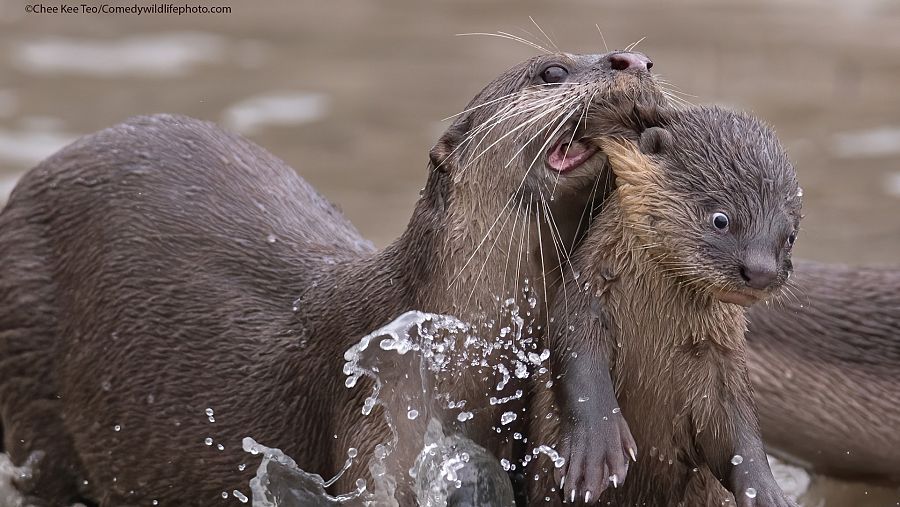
[245, 305, 540, 505]
[411, 419, 514, 507]
[242, 437, 367, 506]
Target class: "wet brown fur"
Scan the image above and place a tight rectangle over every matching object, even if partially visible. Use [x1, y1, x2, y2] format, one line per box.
[747, 260, 900, 485]
[0, 52, 665, 505]
[529, 108, 801, 507]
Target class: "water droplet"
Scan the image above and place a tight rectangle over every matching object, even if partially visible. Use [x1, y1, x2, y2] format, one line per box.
[362, 396, 376, 415]
[745, 488, 757, 499]
[348, 447, 358, 458]
[238, 463, 246, 471]
[500, 411, 517, 425]
[152, 501, 158, 506]
[577, 396, 589, 403]
[457, 411, 473, 422]
[204, 437, 213, 446]
[612, 407, 621, 414]
[731, 454, 743, 465]
[266, 234, 277, 243]
[205, 408, 214, 416]
[113, 424, 121, 432]
[217, 444, 224, 451]
[233, 490, 249, 503]
[221, 492, 228, 499]
[500, 458, 511, 471]
[407, 409, 419, 420]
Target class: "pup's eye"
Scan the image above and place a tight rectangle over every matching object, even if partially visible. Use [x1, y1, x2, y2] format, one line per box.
[711, 212, 729, 230]
[787, 232, 797, 247]
[540, 65, 569, 84]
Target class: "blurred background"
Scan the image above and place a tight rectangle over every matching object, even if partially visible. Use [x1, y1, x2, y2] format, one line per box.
[0, 0, 898, 504]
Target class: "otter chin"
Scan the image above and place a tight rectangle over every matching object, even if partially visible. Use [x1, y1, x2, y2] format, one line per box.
[714, 289, 765, 306]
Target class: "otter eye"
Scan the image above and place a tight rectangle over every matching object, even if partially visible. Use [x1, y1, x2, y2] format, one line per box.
[787, 232, 797, 247]
[711, 212, 729, 230]
[540, 65, 569, 84]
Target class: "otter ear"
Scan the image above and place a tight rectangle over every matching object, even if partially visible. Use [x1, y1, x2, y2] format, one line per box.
[639, 127, 673, 156]
[429, 118, 471, 173]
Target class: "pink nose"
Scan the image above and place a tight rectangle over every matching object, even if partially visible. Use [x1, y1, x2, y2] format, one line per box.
[608, 52, 653, 72]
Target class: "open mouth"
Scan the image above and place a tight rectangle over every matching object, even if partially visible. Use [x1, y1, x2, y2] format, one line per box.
[546, 135, 600, 173]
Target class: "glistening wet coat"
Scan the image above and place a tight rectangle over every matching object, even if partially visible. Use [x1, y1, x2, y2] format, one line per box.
[0, 51, 666, 505]
[531, 107, 801, 506]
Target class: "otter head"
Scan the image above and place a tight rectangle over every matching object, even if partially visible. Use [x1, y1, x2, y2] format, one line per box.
[422, 50, 667, 315]
[603, 106, 802, 307]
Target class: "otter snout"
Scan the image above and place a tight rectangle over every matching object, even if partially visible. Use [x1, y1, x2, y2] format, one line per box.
[739, 254, 779, 290]
[608, 51, 653, 72]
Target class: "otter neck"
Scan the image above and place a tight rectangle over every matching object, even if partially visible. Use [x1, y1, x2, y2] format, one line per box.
[299, 167, 553, 340]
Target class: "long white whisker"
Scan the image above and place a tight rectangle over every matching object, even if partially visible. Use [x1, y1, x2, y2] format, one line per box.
[464, 192, 520, 308]
[529, 16, 560, 52]
[595, 24, 609, 53]
[626, 36, 646, 52]
[456, 32, 550, 54]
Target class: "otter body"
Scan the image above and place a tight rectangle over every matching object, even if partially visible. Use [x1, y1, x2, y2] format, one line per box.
[0, 114, 380, 505]
[532, 107, 801, 506]
[0, 51, 664, 505]
[747, 260, 900, 484]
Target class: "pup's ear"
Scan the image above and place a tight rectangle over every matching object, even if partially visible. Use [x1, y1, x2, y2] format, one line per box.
[598, 138, 657, 188]
[638, 126, 673, 156]
[429, 118, 471, 172]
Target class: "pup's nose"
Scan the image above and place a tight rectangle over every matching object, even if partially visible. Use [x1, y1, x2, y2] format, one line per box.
[608, 52, 653, 72]
[739, 260, 778, 290]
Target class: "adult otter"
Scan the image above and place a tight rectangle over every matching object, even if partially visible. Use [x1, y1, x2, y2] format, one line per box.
[0, 51, 665, 505]
[530, 106, 801, 506]
[747, 261, 900, 484]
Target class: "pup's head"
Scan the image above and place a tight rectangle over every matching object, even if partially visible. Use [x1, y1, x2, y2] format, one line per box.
[603, 106, 802, 306]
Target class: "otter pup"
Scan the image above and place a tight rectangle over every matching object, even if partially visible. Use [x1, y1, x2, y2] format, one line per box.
[0, 51, 664, 505]
[533, 106, 801, 506]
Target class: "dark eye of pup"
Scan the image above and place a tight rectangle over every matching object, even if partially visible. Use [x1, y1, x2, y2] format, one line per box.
[787, 232, 797, 247]
[711, 212, 729, 231]
[540, 65, 569, 84]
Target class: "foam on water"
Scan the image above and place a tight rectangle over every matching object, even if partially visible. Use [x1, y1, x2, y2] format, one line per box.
[222, 92, 329, 135]
[0, 128, 77, 168]
[831, 126, 900, 158]
[0, 172, 24, 207]
[13, 32, 226, 77]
